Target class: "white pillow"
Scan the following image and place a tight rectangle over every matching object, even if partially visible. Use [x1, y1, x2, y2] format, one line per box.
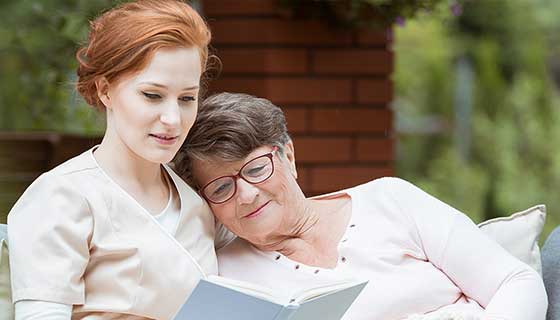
[477, 205, 545, 275]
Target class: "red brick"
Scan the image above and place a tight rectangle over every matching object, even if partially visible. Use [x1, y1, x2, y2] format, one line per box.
[0, 139, 51, 172]
[50, 136, 101, 168]
[210, 77, 353, 105]
[217, 48, 308, 74]
[357, 79, 393, 104]
[310, 165, 394, 192]
[313, 49, 392, 75]
[356, 138, 393, 161]
[203, 0, 280, 16]
[283, 108, 307, 133]
[295, 166, 310, 192]
[357, 29, 391, 46]
[210, 19, 353, 46]
[293, 137, 352, 163]
[310, 108, 392, 133]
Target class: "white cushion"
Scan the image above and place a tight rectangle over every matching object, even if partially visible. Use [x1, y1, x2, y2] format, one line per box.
[477, 205, 545, 275]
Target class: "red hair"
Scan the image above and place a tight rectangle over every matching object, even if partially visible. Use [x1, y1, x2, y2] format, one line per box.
[76, 0, 212, 109]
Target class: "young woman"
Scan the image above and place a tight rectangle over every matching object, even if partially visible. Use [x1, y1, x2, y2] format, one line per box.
[8, 1, 230, 319]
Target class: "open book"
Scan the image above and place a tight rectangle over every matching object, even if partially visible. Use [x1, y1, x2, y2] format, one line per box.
[173, 275, 367, 320]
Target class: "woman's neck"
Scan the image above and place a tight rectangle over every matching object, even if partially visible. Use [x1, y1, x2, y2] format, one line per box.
[94, 130, 166, 196]
[252, 195, 352, 268]
[94, 130, 171, 216]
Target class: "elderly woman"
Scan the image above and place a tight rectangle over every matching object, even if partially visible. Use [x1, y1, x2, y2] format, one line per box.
[174, 92, 547, 320]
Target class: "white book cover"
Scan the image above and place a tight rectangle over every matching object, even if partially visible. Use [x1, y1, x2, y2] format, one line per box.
[173, 275, 368, 320]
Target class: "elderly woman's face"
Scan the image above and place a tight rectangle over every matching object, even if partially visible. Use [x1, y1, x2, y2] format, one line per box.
[192, 143, 306, 242]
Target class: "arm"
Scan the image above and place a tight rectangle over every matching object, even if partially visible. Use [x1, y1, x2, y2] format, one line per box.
[386, 178, 547, 320]
[15, 300, 72, 320]
[8, 172, 92, 308]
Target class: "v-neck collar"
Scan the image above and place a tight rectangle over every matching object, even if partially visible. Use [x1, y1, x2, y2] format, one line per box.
[88, 146, 207, 277]
[89, 146, 176, 220]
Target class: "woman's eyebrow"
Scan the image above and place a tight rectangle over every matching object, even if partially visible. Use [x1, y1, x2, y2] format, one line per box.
[138, 82, 199, 91]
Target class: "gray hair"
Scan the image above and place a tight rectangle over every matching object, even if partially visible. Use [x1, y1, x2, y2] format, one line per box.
[173, 92, 291, 187]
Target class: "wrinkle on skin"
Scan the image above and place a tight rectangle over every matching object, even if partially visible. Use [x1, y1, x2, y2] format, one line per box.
[251, 201, 320, 251]
[193, 143, 352, 268]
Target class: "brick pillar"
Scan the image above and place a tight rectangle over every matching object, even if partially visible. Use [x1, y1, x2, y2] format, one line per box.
[203, 0, 394, 195]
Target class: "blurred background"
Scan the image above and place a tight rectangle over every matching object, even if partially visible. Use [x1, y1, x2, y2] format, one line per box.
[1, 0, 559, 240]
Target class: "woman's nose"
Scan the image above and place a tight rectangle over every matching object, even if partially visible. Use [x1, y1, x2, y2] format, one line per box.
[236, 179, 259, 205]
[160, 101, 181, 126]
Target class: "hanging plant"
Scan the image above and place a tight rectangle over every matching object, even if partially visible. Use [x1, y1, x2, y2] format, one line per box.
[279, 0, 464, 29]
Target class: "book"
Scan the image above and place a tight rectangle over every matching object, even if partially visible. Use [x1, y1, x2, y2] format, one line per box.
[173, 275, 368, 320]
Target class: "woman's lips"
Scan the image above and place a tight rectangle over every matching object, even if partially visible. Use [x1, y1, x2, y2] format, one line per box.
[150, 134, 178, 145]
[243, 201, 271, 219]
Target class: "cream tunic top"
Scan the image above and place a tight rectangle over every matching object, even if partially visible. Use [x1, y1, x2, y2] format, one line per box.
[217, 178, 547, 320]
[8, 148, 220, 320]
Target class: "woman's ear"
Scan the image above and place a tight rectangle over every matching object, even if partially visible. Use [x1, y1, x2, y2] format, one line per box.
[96, 77, 111, 109]
[283, 140, 298, 179]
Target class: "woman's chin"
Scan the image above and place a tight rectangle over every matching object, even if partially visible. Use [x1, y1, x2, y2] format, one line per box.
[240, 221, 279, 245]
[138, 149, 177, 164]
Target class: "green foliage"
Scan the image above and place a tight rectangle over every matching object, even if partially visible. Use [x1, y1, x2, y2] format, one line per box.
[394, 0, 560, 240]
[279, 0, 453, 29]
[0, 0, 115, 134]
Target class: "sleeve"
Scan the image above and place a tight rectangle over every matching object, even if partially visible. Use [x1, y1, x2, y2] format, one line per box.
[8, 172, 93, 305]
[15, 300, 72, 320]
[385, 178, 547, 320]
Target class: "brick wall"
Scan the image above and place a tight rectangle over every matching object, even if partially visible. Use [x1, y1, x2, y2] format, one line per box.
[0, 133, 101, 221]
[203, 0, 394, 195]
[0, 1, 396, 222]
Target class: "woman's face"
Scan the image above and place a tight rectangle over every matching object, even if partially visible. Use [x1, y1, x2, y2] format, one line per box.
[100, 47, 201, 164]
[192, 143, 307, 243]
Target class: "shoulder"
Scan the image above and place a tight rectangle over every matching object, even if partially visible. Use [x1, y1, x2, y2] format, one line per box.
[47, 148, 98, 177]
[216, 239, 289, 283]
[7, 151, 97, 223]
[348, 177, 417, 199]
[367, 176, 413, 188]
[23, 150, 99, 199]
[217, 237, 253, 258]
[350, 177, 453, 218]
[344, 177, 433, 228]
[28, 148, 102, 198]
[217, 238, 259, 270]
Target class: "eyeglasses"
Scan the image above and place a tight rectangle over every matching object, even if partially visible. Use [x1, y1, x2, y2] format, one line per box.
[200, 147, 278, 204]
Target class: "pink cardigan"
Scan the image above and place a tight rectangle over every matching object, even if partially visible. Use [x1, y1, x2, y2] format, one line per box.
[217, 178, 548, 319]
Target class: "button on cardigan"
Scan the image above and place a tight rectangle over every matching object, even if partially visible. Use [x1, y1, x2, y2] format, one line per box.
[217, 178, 548, 320]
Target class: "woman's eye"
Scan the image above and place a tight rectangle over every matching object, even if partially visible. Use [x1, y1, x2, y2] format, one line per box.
[142, 92, 161, 100]
[212, 182, 232, 196]
[246, 165, 266, 176]
[180, 96, 196, 102]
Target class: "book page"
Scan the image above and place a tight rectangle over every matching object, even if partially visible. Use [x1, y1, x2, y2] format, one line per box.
[289, 281, 368, 320]
[293, 279, 365, 303]
[207, 275, 291, 305]
[174, 280, 288, 320]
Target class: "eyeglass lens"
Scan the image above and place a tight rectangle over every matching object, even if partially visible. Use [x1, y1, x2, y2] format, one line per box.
[203, 154, 273, 203]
